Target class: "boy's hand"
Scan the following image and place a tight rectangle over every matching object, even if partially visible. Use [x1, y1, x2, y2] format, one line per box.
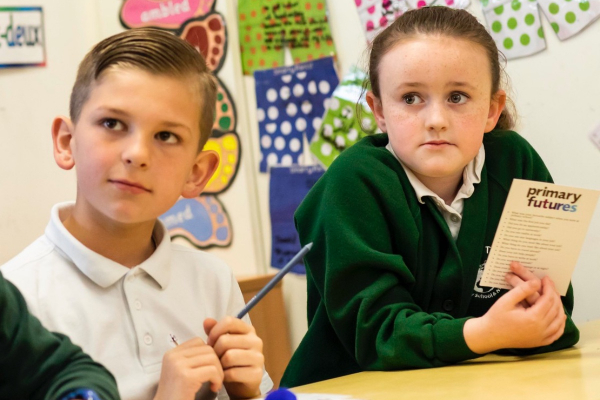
[464, 277, 566, 354]
[204, 316, 264, 399]
[154, 337, 224, 400]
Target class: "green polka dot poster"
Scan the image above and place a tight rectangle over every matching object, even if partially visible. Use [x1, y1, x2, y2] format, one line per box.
[309, 67, 378, 168]
[482, 0, 600, 59]
[538, 0, 600, 40]
[483, 0, 546, 59]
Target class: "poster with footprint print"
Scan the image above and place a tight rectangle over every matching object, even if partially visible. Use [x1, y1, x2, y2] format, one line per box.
[120, 0, 216, 30]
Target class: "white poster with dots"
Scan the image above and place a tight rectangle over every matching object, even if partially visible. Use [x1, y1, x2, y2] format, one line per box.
[538, 0, 600, 40]
[354, 0, 470, 43]
[483, 0, 546, 59]
[253, 57, 339, 172]
[482, 0, 600, 59]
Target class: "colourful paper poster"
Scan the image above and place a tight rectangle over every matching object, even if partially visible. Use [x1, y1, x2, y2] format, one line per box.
[177, 12, 227, 72]
[160, 196, 232, 248]
[120, 0, 215, 30]
[537, 0, 600, 40]
[269, 165, 325, 274]
[354, 0, 409, 42]
[150, 8, 240, 248]
[483, 0, 546, 59]
[310, 66, 377, 168]
[203, 130, 241, 194]
[254, 57, 339, 172]
[354, 0, 470, 42]
[482, 0, 600, 59]
[0, 7, 45, 68]
[238, 0, 337, 75]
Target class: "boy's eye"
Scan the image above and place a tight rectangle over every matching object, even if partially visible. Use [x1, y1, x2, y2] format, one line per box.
[403, 94, 423, 105]
[156, 131, 179, 143]
[102, 118, 124, 130]
[449, 93, 468, 104]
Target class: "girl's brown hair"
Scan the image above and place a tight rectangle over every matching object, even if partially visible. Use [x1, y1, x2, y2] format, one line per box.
[70, 28, 217, 151]
[367, 6, 516, 130]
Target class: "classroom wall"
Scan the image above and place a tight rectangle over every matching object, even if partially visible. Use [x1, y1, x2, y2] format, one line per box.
[1, 0, 599, 352]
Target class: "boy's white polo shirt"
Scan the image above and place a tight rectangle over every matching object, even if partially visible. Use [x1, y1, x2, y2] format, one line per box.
[2, 202, 273, 400]
[386, 142, 485, 240]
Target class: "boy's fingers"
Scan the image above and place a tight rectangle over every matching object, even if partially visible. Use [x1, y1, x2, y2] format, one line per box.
[207, 317, 253, 346]
[204, 318, 218, 337]
[220, 348, 264, 370]
[212, 334, 263, 358]
[223, 366, 264, 384]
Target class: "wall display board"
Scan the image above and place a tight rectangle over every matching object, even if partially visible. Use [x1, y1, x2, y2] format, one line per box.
[254, 57, 339, 172]
[269, 165, 324, 274]
[482, 0, 600, 59]
[0, 6, 45, 67]
[119, 0, 242, 249]
[238, 0, 337, 75]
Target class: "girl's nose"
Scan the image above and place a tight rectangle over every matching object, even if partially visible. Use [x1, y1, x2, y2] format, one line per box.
[424, 101, 449, 132]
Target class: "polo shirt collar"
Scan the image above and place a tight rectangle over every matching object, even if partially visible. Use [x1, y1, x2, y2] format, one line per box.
[45, 202, 172, 289]
[386, 142, 485, 207]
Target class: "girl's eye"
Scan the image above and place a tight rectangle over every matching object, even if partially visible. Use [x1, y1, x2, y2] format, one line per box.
[403, 94, 423, 105]
[156, 131, 179, 144]
[449, 93, 468, 104]
[102, 118, 124, 130]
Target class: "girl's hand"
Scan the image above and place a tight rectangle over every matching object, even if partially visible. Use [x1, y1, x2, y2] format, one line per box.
[204, 316, 265, 399]
[505, 261, 543, 306]
[464, 277, 566, 354]
[154, 337, 224, 400]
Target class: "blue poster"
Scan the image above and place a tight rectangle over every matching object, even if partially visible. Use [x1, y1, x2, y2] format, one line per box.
[269, 165, 325, 274]
[254, 57, 339, 172]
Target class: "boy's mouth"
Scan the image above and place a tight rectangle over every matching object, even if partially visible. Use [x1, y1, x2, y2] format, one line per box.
[423, 140, 452, 146]
[109, 179, 152, 193]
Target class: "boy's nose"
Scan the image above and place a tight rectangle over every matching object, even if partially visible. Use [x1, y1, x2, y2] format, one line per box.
[123, 135, 150, 168]
[424, 101, 449, 132]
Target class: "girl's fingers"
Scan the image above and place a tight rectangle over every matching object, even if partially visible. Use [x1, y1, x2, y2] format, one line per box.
[505, 273, 540, 306]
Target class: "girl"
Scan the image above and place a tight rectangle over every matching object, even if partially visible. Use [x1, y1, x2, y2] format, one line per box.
[281, 6, 579, 388]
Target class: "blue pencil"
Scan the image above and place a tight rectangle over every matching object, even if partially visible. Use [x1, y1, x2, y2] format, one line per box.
[237, 243, 313, 319]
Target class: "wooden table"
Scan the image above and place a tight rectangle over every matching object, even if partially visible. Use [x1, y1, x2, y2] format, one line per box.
[292, 320, 600, 399]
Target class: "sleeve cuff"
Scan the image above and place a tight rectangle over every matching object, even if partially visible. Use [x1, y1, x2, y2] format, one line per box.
[434, 317, 481, 362]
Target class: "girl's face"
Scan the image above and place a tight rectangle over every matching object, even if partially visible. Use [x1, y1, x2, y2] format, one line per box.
[367, 35, 505, 192]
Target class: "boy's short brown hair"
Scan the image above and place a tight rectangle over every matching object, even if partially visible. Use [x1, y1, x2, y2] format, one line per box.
[70, 28, 217, 150]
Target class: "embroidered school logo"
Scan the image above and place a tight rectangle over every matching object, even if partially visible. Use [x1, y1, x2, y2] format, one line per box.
[473, 247, 502, 299]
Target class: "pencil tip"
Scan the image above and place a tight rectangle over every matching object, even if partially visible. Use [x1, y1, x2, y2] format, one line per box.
[306, 242, 313, 250]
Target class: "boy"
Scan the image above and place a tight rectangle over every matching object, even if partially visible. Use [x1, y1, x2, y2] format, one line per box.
[2, 28, 272, 400]
[0, 271, 120, 400]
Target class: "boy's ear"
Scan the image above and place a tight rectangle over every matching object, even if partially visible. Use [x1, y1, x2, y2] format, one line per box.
[366, 91, 387, 133]
[181, 150, 220, 198]
[52, 116, 76, 170]
[485, 89, 507, 132]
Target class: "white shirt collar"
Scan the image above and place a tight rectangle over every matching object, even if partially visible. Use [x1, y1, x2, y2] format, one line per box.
[45, 202, 172, 289]
[386, 142, 485, 211]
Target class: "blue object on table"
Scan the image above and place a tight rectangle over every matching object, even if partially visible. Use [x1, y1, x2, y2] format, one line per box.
[59, 389, 101, 400]
[265, 387, 297, 400]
